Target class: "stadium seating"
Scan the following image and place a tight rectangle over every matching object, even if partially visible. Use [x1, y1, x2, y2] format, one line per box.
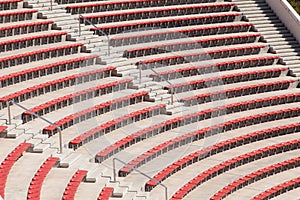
[1, 0, 300, 199]
[69, 103, 166, 149]
[80, 3, 235, 24]
[0, 31, 68, 53]
[0, 66, 115, 109]
[251, 176, 300, 200]
[110, 22, 254, 46]
[95, 106, 300, 163]
[211, 156, 300, 199]
[92, 13, 241, 35]
[27, 157, 59, 200]
[97, 187, 114, 200]
[0, 142, 31, 198]
[171, 138, 300, 199]
[0, 20, 54, 38]
[62, 170, 88, 200]
[64, 0, 218, 11]
[21, 78, 132, 122]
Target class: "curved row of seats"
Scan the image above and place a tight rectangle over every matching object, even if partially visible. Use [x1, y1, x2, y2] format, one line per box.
[64, 0, 218, 12]
[0, 54, 98, 88]
[149, 55, 280, 82]
[179, 79, 295, 105]
[80, 3, 234, 25]
[118, 94, 300, 177]
[21, 78, 131, 123]
[97, 187, 114, 200]
[164, 67, 286, 93]
[123, 32, 261, 58]
[143, 122, 300, 192]
[0, 20, 54, 38]
[0, 66, 115, 109]
[69, 103, 166, 149]
[0, 142, 31, 198]
[171, 138, 300, 199]
[0, 0, 21, 11]
[92, 12, 241, 35]
[62, 170, 87, 200]
[42, 95, 163, 136]
[110, 22, 254, 46]
[0, 9, 37, 23]
[211, 155, 300, 200]
[0, 31, 68, 53]
[27, 157, 59, 200]
[95, 103, 300, 163]
[251, 176, 300, 200]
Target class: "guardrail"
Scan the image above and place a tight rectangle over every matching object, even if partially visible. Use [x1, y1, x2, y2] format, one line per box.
[78, 15, 110, 56]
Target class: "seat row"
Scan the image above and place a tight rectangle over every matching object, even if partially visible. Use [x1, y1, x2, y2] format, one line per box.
[62, 170, 88, 200]
[150, 55, 280, 82]
[212, 155, 300, 200]
[0, 125, 8, 134]
[93, 13, 241, 35]
[252, 176, 300, 200]
[22, 78, 131, 123]
[0, 54, 98, 88]
[110, 22, 254, 46]
[42, 91, 152, 136]
[65, 0, 217, 12]
[0, 142, 31, 198]
[27, 157, 59, 200]
[0, 0, 21, 11]
[0, 66, 116, 109]
[81, 3, 234, 25]
[0, 43, 83, 69]
[137, 44, 266, 67]
[144, 122, 300, 192]
[98, 187, 114, 200]
[180, 80, 295, 105]
[0, 20, 54, 38]
[0, 31, 68, 53]
[0, 9, 37, 23]
[68, 103, 166, 149]
[95, 104, 300, 164]
[171, 138, 300, 199]
[123, 32, 260, 58]
[164, 68, 286, 94]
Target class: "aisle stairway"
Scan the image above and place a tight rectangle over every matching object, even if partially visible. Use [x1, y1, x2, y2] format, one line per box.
[230, 0, 300, 76]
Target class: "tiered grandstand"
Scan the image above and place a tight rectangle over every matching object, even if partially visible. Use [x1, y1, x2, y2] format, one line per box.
[1, 0, 300, 199]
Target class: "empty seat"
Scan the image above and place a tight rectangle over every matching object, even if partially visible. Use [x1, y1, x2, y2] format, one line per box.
[62, 170, 88, 200]
[98, 187, 114, 200]
[0, 142, 32, 198]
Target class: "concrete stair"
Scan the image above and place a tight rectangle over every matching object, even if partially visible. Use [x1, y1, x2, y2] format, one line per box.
[232, 0, 300, 76]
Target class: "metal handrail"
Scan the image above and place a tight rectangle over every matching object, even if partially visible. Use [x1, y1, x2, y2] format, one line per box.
[112, 158, 168, 200]
[8, 101, 63, 154]
[78, 14, 110, 56]
[138, 61, 177, 105]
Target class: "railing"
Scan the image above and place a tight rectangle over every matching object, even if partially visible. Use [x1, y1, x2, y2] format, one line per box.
[137, 61, 176, 105]
[112, 158, 168, 200]
[78, 15, 110, 56]
[7, 101, 63, 154]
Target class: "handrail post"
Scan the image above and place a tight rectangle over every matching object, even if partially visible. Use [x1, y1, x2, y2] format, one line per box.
[9, 101, 63, 154]
[78, 15, 81, 36]
[139, 61, 175, 105]
[50, 0, 52, 11]
[7, 102, 11, 125]
[112, 158, 168, 200]
[78, 15, 110, 56]
[139, 62, 142, 84]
